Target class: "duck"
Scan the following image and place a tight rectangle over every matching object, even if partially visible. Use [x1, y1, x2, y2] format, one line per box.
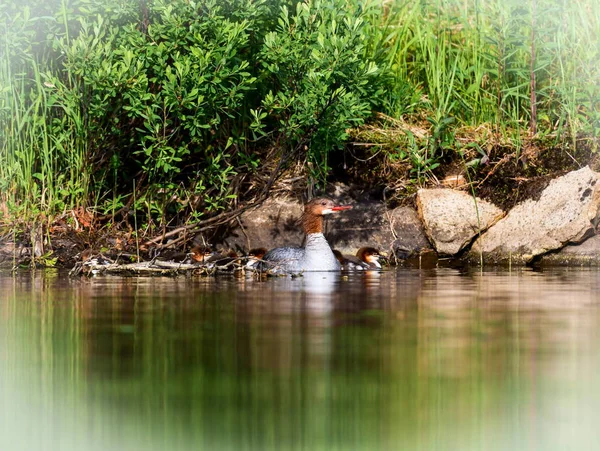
[205, 249, 240, 270]
[356, 246, 385, 269]
[333, 247, 385, 270]
[188, 245, 216, 264]
[245, 247, 268, 269]
[261, 197, 352, 273]
[332, 249, 369, 271]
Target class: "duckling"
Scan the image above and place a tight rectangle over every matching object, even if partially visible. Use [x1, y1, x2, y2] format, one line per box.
[188, 245, 216, 264]
[245, 247, 268, 269]
[206, 250, 240, 271]
[332, 249, 369, 271]
[356, 247, 385, 269]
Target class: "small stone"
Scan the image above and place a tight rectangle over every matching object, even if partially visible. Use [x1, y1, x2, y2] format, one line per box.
[440, 174, 467, 189]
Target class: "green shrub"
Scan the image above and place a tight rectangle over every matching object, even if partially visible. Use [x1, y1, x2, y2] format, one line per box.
[1, 0, 598, 230]
[254, 0, 379, 183]
[55, 0, 264, 220]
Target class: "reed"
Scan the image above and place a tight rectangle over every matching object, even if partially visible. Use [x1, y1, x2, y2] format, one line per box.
[1, 4, 91, 224]
[362, 0, 599, 174]
[380, 0, 596, 126]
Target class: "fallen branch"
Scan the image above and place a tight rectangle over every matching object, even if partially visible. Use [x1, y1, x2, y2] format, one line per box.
[142, 196, 269, 249]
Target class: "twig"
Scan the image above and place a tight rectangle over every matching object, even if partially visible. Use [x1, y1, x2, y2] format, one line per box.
[142, 196, 267, 249]
[236, 215, 251, 251]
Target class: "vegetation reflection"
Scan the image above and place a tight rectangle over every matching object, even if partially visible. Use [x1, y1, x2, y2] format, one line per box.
[1, 270, 600, 450]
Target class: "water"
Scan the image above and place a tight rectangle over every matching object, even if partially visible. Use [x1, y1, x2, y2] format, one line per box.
[1, 268, 599, 451]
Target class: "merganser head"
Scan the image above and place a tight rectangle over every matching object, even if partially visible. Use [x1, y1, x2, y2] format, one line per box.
[357, 247, 384, 268]
[305, 197, 353, 216]
[189, 245, 215, 263]
[245, 247, 267, 269]
[248, 247, 267, 259]
[302, 197, 353, 234]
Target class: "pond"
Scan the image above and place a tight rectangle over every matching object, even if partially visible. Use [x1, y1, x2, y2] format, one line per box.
[1, 268, 599, 451]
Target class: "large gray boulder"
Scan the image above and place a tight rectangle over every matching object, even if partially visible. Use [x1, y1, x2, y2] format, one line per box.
[217, 197, 304, 251]
[216, 197, 431, 258]
[470, 166, 600, 264]
[416, 188, 504, 256]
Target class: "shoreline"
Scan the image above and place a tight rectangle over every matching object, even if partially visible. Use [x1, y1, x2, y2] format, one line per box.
[4, 166, 600, 271]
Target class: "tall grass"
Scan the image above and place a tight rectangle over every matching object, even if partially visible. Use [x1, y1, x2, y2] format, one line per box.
[356, 0, 599, 180]
[371, 0, 599, 136]
[0, 4, 90, 223]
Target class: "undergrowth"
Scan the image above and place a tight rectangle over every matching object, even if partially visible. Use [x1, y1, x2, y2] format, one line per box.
[0, 0, 598, 246]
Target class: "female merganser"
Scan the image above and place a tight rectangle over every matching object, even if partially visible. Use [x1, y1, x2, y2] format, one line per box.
[356, 247, 385, 269]
[262, 197, 352, 273]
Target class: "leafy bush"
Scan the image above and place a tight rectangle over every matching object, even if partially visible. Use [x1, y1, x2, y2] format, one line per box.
[1, 0, 598, 230]
[1, 0, 382, 227]
[56, 0, 263, 218]
[254, 0, 378, 183]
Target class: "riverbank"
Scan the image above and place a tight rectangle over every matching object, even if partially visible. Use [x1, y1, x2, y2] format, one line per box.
[3, 161, 600, 271]
[1, 0, 598, 269]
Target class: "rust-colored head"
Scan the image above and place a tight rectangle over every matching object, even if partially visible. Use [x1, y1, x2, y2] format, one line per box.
[248, 247, 267, 259]
[80, 249, 94, 262]
[302, 198, 352, 234]
[189, 245, 215, 263]
[245, 247, 267, 268]
[357, 247, 384, 267]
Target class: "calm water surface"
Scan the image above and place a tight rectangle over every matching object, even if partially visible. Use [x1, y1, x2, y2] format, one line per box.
[1, 268, 599, 451]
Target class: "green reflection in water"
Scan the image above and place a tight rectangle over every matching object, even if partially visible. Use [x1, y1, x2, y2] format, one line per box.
[1, 269, 599, 451]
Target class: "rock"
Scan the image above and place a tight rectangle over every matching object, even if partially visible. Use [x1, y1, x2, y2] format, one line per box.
[216, 197, 304, 251]
[328, 205, 431, 258]
[538, 234, 600, 266]
[216, 197, 431, 259]
[326, 201, 389, 253]
[0, 240, 32, 268]
[0, 241, 18, 268]
[440, 174, 467, 189]
[416, 188, 504, 256]
[389, 207, 432, 260]
[470, 166, 600, 264]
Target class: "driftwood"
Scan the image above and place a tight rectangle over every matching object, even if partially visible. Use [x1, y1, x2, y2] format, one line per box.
[69, 259, 201, 277]
[69, 254, 269, 277]
[69, 252, 302, 278]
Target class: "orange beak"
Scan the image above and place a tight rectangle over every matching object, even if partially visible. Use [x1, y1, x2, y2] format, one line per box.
[331, 205, 353, 211]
